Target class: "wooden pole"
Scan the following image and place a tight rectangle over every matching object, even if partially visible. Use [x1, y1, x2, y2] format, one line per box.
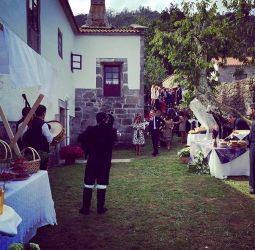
[0, 106, 21, 156]
[11, 94, 44, 147]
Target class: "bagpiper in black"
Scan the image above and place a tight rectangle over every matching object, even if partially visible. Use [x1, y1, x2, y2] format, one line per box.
[78, 112, 117, 214]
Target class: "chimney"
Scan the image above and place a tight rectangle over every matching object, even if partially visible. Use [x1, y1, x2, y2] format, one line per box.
[85, 0, 111, 28]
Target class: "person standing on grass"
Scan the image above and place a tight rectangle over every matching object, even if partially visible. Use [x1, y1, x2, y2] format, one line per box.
[249, 103, 255, 194]
[132, 113, 148, 156]
[161, 114, 174, 150]
[78, 112, 117, 215]
[149, 109, 165, 157]
[23, 105, 56, 170]
[174, 111, 188, 144]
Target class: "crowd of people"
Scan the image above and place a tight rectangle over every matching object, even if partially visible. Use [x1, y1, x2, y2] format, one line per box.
[132, 84, 192, 157]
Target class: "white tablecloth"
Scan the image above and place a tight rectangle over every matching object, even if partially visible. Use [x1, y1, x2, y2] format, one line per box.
[0, 171, 57, 250]
[209, 149, 250, 179]
[190, 140, 250, 179]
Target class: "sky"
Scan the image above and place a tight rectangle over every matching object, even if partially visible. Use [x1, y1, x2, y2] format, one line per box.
[68, 0, 182, 15]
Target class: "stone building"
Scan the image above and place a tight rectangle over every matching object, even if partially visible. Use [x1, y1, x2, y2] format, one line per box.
[215, 77, 255, 116]
[71, 0, 145, 143]
[0, 0, 145, 149]
[214, 57, 255, 83]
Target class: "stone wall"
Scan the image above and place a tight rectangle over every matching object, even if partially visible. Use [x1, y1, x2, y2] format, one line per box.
[218, 66, 255, 83]
[71, 88, 144, 144]
[70, 36, 145, 145]
[215, 77, 255, 116]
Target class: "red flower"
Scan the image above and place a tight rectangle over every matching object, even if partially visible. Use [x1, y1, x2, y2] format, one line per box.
[60, 144, 84, 159]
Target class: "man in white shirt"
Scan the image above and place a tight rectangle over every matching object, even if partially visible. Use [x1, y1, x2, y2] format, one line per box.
[149, 110, 165, 157]
[23, 105, 55, 170]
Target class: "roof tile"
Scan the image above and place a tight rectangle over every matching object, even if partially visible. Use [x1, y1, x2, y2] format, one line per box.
[80, 27, 141, 34]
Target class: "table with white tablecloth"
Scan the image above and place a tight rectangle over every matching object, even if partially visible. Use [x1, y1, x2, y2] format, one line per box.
[209, 148, 249, 179]
[190, 140, 250, 179]
[0, 171, 57, 250]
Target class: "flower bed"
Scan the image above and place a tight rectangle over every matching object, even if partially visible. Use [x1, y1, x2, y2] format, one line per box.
[60, 144, 84, 165]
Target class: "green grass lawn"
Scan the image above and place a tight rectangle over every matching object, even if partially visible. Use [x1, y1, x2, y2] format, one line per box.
[32, 137, 255, 250]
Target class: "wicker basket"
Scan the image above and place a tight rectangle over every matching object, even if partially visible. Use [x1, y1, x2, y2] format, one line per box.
[21, 147, 41, 174]
[0, 139, 12, 168]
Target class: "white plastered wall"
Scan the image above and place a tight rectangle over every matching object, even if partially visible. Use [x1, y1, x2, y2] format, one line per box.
[73, 34, 141, 90]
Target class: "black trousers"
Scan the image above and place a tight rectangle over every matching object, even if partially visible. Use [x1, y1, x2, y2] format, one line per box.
[250, 143, 255, 189]
[151, 130, 160, 154]
[84, 163, 111, 186]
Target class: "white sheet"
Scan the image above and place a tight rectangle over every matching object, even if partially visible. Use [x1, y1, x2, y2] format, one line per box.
[0, 25, 56, 92]
[0, 29, 9, 74]
[190, 98, 218, 132]
[0, 205, 22, 236]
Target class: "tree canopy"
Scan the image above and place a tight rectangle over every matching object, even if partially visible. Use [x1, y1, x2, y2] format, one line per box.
[74, 1, 255, 108]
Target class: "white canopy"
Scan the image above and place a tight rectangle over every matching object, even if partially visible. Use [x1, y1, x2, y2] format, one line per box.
[190, 98, 218, 131]
[0, 24, 56, 90]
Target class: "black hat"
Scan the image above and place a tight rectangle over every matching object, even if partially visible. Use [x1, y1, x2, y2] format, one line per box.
[35, 105, 46, 116]
[96, 112, 107, 124]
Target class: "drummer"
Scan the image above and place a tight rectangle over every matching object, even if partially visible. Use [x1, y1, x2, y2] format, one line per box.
[23, 105, 56, 170]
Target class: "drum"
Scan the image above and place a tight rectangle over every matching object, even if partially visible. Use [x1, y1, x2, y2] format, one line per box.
[47, 120, 65, 143]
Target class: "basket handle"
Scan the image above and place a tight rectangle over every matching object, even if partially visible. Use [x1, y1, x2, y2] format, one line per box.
[21, 147, 41, 160]
[0, 139, 12, 161]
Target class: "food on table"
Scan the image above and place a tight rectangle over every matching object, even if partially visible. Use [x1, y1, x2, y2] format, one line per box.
[11, 166, 27, 173]
[237, 140, 247, 148]
[189, 130, 197, 134]
[189, 127, 207, 134]
[10, 166, 30, 180]
[10, 158, 26, 169]
[195, 126, 206, 132]
[0, 172, 16, 181]
[218, 139, 228, 148]
[13, 172, 30, 181]
[227, 140, 247, 148]
[233, 130, 250, 135]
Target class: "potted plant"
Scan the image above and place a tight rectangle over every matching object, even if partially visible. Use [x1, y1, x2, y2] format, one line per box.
[187, 151, 210, 175]
[177, 147, 190, 164]
[60, 144, 84, 165]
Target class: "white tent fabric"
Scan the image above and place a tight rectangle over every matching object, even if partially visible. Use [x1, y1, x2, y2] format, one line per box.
[0, 25, 55, 89]
[190, 98, 218, 132]
[0, 28, 9, 74]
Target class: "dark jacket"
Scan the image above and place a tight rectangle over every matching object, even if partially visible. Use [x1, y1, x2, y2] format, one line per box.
[149, 116, 165, 131]
[23, 117, 49, 152]
[79, 123, 117, 167]
[234, 118, 250, 130]
[80, 123, 117, 185]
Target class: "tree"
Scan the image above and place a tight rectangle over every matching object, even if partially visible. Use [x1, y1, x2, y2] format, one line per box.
[150, 0, 255, 121]
[144, 54, 167, 88]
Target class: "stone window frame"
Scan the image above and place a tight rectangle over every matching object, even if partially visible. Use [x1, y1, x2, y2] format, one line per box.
[96, 58, 128, 97]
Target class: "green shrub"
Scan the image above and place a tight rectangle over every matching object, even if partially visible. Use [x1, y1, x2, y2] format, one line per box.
[177, 147, 190, 158]
[187, 151, 209, 175]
